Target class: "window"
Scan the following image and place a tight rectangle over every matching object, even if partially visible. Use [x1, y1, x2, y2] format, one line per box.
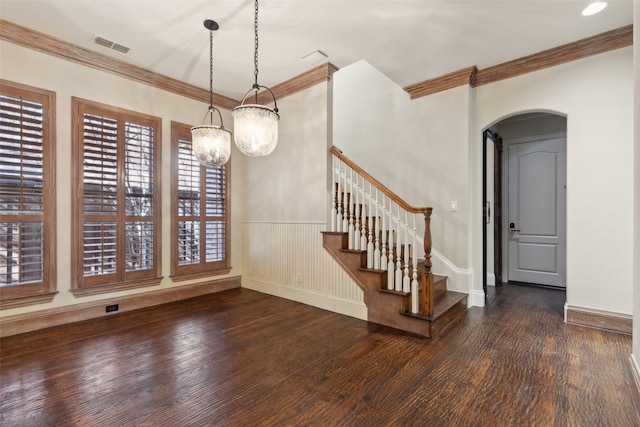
[170, 121, 230, 280]
[72, 98, 161, 295]
[0, 80, 57, 308]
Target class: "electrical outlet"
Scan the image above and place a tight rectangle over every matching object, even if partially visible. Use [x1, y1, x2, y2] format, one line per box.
[296, 273, 302, 285]
[105, 304, 119, 313]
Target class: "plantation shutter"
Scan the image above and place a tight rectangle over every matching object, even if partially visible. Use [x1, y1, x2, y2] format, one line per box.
[82, 112, 118, 279]
[205, 166, 226, 263]
[74, 98, 161, 293]
[172, 122, 229, 278]
[0, 92, 45, 286]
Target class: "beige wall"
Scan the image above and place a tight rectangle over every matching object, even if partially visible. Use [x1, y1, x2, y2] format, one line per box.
[0, 40, 245, 317]
[332, 60, 474, 301]
[240, 83, 366, 319]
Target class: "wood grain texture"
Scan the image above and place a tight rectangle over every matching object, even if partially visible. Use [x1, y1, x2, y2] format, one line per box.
[1, 284, 637, 426]
[0, 276, 240, 337]
[253, 63, 339, 106]
[404, 66, 477, 99]
[403, 25, 632, 99]
[566, 305, 632, 335]
[474, 25, 633, 87]
[331, 146, 432, 215]
[321, 231, 466, 338]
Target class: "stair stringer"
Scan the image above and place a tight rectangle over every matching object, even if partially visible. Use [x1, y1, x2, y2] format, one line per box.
[323, 231, 438, 337]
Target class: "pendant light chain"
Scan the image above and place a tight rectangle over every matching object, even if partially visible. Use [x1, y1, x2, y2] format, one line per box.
[191, 19, 231, 168]
[208, 28, 215, 125]
[231, 0, 279, 159]
[253, 0, 259, 88]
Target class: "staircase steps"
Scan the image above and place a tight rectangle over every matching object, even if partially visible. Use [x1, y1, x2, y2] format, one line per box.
[322, 231, 467, 338]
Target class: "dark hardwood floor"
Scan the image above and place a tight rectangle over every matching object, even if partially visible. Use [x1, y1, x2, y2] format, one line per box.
[1, 284, 638, 426]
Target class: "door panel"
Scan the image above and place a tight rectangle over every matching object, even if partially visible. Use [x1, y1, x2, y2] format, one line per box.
[508, 138, 566, 287]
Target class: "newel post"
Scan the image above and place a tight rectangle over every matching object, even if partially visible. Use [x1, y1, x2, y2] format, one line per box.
[421, 207, 434, 317]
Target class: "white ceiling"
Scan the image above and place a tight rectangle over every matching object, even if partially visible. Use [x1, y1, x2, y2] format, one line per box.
[0, 0, 633, 100]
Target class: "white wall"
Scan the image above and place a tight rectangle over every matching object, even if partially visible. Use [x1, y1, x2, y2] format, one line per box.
[332, 48, 633, 316]
[0, 40, 245, 317]
[332, 61, 474, 300]
[474, 47, 634, 315]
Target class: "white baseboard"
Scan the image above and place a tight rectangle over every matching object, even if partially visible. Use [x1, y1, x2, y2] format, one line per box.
[486, 273, 496, 286]
[242, 277, 367, 321]
[468, 289, 486, 308]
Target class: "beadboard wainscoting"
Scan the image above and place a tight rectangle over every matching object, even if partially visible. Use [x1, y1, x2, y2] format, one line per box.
[242, 221, 367, 320]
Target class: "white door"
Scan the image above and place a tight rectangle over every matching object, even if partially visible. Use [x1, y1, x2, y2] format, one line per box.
[507, 137, 566, 287]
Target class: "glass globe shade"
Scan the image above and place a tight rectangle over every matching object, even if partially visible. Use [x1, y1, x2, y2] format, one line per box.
[190, 125, 232, 167]
[232, 105, 279, 157]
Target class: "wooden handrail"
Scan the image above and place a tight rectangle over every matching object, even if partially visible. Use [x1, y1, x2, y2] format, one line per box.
[331, 146, 432, 215]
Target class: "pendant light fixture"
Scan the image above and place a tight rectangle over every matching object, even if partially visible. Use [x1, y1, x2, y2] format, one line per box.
[232, 0, 279, 157]
[191, 19, 231, 167]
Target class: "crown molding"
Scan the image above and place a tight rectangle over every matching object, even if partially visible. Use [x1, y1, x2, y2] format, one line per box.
[404, 66, 477, 99]
[2, 18, 631, 106]
[1, 19, 338, 109]
[404, 24, 633, 100]
[0, 19, 240, 110]
[474, 24, 632, 87]
[254, 62, 339, 106]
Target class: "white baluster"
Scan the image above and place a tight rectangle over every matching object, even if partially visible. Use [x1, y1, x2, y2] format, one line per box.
[374, 188, 381, 269]
[336, 161, 342, 232]
[348, 169, 354, 249]
[360, 193, 367, 251]
[342, 164, 348, 233]
[387, 226, 395, 290]
[330, 156, 336, 231]
[354, 175, 360, 250]
[367, 183, 374, 269]
[411, 213, 419, 314]
[395, 206, 402, 292]
[380, 194, 387, 272]
[402, 211, 411, 293]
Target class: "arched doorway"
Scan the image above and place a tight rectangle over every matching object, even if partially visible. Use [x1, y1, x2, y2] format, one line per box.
[484, 112, 567, 292]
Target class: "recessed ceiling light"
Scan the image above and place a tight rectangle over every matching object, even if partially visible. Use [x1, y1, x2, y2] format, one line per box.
[581, 2, 607, 16]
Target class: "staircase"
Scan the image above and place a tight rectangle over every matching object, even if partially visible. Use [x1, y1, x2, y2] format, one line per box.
[324, 147, 467, 338]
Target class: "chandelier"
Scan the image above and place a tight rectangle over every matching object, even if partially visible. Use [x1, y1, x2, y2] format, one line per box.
[232, 0, 279, 157]
[191, 19, 231, 167]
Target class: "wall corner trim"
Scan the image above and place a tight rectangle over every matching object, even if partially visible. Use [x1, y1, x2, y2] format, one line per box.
[629, 355, 640, 412]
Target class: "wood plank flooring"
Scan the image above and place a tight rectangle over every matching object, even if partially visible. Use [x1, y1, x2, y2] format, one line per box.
[1, 284, 638, 426]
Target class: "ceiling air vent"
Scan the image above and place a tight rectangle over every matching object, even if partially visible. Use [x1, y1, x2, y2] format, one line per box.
[93, 36, 130, 54]
[94, 36, 113, 49]
[112, 44, 130, 54]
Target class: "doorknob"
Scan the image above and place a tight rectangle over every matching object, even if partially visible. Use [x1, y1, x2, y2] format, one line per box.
[509, 222, 521, 232]
[485, 202, 491, 224]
